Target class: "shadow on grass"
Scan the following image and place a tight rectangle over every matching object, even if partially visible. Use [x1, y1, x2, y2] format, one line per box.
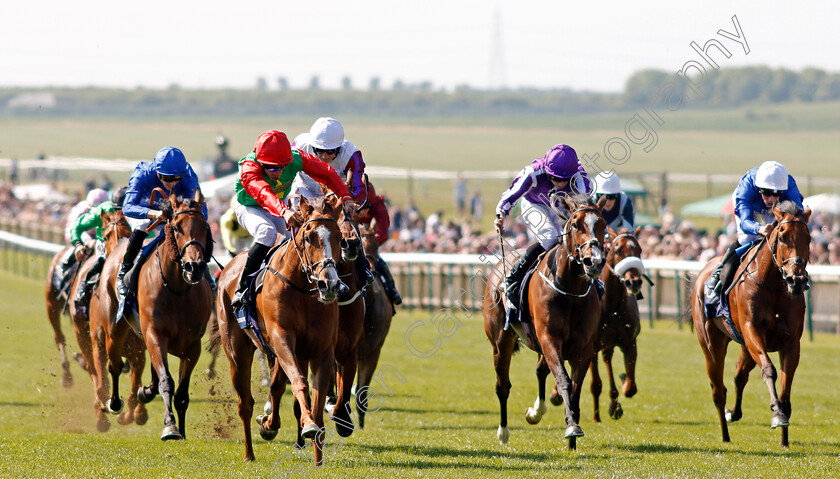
[0, 401, 51, 407]
[351, 442, 604, 464]
[604, 442, 830, 458]
[376, 406, 494, 416]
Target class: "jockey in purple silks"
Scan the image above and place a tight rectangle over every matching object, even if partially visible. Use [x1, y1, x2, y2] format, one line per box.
[493, 144, 591, 327]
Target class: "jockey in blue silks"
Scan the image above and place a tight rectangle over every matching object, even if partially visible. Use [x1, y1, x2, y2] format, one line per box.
[593, 172, 635, 231]
[116, 146, 208, 301]
[493, 144, 591, 327]
[708, 161, 804, 298]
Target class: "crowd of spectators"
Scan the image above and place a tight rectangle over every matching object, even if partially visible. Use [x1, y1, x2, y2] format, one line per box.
[2, 178, 840, 267]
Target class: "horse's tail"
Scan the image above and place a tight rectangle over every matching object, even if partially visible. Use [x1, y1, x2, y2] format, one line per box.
[682, 272, 696, 332]
[206, 320, 222, 353]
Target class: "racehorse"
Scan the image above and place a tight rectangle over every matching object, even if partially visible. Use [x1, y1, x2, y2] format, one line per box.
[65, 209, 132, 421]
[484, 194, 607, 450]
[589, 227, 642, 422]
[45, 245, 83, 387]
[216, 196, 344, 464]
[99, 189, 213, 440]
[692, 201, 811, 447]
[355, 219, 394, 429]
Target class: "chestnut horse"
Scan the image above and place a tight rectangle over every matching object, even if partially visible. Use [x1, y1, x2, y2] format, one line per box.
[99, 190, 213, 440]
[589, 227, 642, 422]
[692, 201, 811, 447]
[45, 245, 83, 387]
[484, 195, 606, 450]
[217, 197, 344, 464]
[356, 220, 394, 429]
[64, 209, 132, 429]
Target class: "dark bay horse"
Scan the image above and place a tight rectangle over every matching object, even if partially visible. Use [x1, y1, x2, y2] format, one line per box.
[356, 220, 394, 429]
[589, 227, 643, 422]
[484, 195, 607, 450]
[66, 209, 132, 394]
[45, 245, 82, 387]
[217, 197, 343, 464]
[692, 202, 811, 447]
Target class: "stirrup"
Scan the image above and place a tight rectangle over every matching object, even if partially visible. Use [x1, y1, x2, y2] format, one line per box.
[231, 289, 248, 309]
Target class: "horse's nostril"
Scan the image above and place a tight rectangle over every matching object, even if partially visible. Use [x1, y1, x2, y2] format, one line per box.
[583, 257, 593, 267]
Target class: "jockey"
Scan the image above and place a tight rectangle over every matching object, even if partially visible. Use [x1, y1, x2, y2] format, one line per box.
[709, 161, 804, 297]
[56, 188, 109, 286]
[116, 147, 207, 300]
[219, 196, 253, 257]
[290, 117, 367, 202]
[357, 181, 402, 305]
[593, 172, 635, 231]
[230, 130, 356, 310]
[70, 187, 127, 313]
[289, 117, 374, 286]
[493, 144, 591, 326]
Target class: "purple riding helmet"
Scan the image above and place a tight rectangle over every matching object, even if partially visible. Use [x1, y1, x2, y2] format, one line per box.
[542, 144, 579, 179]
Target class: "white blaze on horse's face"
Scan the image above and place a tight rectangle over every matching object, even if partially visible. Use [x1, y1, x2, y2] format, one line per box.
[315, 224, 340, 294]
[583, 212, 604, 273]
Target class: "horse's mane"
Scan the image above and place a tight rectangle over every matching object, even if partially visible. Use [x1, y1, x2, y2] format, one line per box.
[558, 193, 597, 228]
[302, 196, 330, 217]
[776, 200, 803, 217]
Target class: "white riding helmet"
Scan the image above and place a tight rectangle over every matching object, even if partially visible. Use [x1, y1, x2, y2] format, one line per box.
[754, 161, 789, 192]
[308, 117, 344, 150]
[594, 172, 622, 195]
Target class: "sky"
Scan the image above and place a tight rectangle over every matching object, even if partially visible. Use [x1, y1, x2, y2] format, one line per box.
[1, 0, 838, 93]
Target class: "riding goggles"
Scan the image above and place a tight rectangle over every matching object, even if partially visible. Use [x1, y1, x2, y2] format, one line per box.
[758, 188, 782, 197]
[313, 147, 339, 156]
[597, 193, 620, 201]
[548, 175, 570, 183]
[159, 174, 184, 182]
[258, 161, 285, 172]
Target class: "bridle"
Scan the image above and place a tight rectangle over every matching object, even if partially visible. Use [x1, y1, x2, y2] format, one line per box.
[767, 218, 810, 284]
[291, 216, 340, 284]
[560, 207, 603, 265]
[168, 209, 211, 265]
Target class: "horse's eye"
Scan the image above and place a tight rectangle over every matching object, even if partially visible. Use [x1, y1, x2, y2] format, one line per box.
[173, 225, 182, 234]
[304, 236, 311, 244]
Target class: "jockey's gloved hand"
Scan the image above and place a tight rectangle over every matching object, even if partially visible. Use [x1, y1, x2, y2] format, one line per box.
[494, 214, 505, 235]
[342, 198, 357, 217]
[73, 244, 87, 262]
[282, 209, 303, 229]
[147, 209, 165, 221]
[84, 238, 97, 250]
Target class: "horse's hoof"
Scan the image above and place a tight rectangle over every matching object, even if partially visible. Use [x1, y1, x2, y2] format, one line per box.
[301, 422, 320, 440]
[549, 390, 563, 407]
[134, 407, 148, 426]
[117, 411, 133, 426]
[256, 415, 278, 441]
[61, 372, 73, 389]
[610, 403, 624, 420]
[263, 400, 273, 417]
[525, 407, 544, 425]
[204, 368, 216, 379]
[771, 413, 790, 429]
[106, 398, 124, 415]
[565, 425, 584, 438]
[161, 425, 183, 441]
[497, 425, 510, 444]
[96, 417, 110, 433]
[137, 387, 154, 404]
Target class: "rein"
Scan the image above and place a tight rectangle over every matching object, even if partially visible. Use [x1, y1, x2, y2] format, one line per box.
[291, 216, 340, 284]
[560, 207, 602, 265]
[538, 247, 594, 298]
[155, 207, 211, 293]
[742, 219, 810, 293]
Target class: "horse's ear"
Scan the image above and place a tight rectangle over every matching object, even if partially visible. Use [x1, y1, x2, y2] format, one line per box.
[298, 197, 312, 218]
[168, 190, 178, 209]
[634, 226, 642, 237]
[772, 204, 785, 221]
[100, 209, 111, 224]
[563, 195, 576, 212]
[596, 195, 608, 211]
[803, 206, 812, 222]
[194, 187, 204, 205]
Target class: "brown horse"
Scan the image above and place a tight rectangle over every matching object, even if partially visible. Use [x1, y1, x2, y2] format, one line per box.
[692, 201, 811, 447]
[64, 209, 132, 418]
[355, 220, 394, 429]
[45, 245, 83, 387]
[589, 227, 642, 422]
[484, 195, 607, 450]
[217, 197, 344, 464]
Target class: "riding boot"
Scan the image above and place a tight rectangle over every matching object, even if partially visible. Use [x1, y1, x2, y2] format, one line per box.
[504, 242, 545, 329]
[231, 242, 271, 309]
[355, 255, 375, 287]
[711, 241, 741, 295]
[376, 256, 402, 305]
[116, 229, 149, 299]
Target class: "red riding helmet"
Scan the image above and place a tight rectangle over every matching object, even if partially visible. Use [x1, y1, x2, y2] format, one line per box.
[254, 130, 293, 167]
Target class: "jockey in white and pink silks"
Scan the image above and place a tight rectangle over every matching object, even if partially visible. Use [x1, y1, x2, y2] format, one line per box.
[493, 144, 592, 327]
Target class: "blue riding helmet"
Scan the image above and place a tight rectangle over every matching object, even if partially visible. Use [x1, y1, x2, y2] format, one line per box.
[154, 147, 189, 176]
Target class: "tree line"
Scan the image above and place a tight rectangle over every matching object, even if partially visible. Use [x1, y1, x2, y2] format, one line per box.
[2, 66, 838, 117]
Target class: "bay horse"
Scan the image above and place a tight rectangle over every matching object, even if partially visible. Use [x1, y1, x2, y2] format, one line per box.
[692, 201, 811, 447]
[100, 189, 214, 440]
[484, 195, 607, 450]
[64, 209, 132, 428]
[355, 219, 394, 430]
[216, 196, 344, 464]
[588, 227, 642, 422]
[45, 245, 83, 387]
